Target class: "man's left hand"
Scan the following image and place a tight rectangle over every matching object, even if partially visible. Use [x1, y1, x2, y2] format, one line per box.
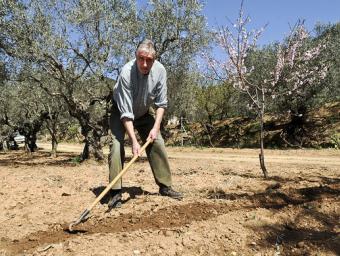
[148, 128, 159, 140]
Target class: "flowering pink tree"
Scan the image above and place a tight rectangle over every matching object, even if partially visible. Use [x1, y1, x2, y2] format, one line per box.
[205, 1, 327, 178]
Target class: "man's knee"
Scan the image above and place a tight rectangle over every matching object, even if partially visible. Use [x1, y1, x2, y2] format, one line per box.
[109, 137, 123, 159]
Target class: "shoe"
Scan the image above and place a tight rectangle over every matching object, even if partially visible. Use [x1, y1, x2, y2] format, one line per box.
[108, 189, 122, 209]
[159, 185, 183, 200]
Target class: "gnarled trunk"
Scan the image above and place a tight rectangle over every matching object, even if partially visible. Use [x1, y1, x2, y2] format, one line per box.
[26, 133, 38, 153]
[51, 136, 58, 158]
[281, 106, 308, 147]
[81, 127, 104, 161]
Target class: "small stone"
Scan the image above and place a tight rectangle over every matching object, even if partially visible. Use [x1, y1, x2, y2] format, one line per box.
[297, 241, 304, 248]
[231, 252, 237, 256]
[250, 241, 257, 246]
[133, 250, 140, 255]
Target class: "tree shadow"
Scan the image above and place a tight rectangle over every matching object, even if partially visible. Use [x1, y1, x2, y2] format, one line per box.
[222, 169, 300, 183]
[208, 183, 340, 254]
[320, 176, 340, 185]
[0, 151, 82, 167]
[255, 209, 340, 255]
[207, 185, 340, 209]
[0, 151, 149, 167]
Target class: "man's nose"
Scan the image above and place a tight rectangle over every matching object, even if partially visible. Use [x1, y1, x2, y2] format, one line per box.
[143, 60, 147, 67]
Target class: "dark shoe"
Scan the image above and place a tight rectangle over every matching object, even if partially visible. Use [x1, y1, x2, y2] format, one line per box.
[159, 186, 183, 200]
[108, 189, 122, 209]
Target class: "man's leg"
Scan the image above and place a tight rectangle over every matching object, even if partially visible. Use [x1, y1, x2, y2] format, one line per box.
[135, 113, 182, 199]
[108, 106, 125, 207]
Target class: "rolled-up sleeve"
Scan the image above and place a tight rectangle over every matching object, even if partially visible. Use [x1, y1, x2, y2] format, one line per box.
[154, 69, 168, 109]
[114, 75, 134, 120]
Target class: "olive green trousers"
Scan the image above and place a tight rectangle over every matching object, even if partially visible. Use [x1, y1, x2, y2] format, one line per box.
[108, 106, 172, 190]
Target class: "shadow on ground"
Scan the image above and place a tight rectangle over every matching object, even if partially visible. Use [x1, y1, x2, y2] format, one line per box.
[206, 183, 340, 255]
[257, 209, 339, 255]
[206, 184, 340, 209]
[90, 185, 155, 205]
[0, 151, 148, 167]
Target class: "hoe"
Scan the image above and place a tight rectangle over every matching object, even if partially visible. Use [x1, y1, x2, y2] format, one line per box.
[68, 139, 152, 232]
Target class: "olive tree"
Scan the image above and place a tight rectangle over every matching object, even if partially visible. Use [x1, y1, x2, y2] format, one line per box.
[2, 0, 211, 159]
[1, 0, 139, 160]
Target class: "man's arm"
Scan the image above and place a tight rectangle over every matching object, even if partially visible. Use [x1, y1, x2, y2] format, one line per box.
[148, 107, 165, 140]
[122, 118, 141, 157]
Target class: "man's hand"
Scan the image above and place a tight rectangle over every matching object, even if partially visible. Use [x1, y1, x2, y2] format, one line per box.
[122, 118, 141, 157]
[148, 127, 159, 140]
[147, 107, 164, 141]
[132, 140, 141, 157]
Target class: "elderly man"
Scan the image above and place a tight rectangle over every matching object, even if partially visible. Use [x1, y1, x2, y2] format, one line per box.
[108, 39, 182, 208]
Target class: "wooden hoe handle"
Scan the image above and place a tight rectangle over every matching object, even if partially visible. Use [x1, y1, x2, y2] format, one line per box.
[68, 139, 152, 231]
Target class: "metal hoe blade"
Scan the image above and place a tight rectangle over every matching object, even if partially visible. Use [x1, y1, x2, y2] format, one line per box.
[68, 209, 90, 232]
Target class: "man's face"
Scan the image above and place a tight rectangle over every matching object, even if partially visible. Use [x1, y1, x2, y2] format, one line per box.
[136, 50, 155, 75]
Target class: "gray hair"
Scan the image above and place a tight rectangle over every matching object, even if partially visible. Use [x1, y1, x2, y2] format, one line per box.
[136, 39, 156, 57]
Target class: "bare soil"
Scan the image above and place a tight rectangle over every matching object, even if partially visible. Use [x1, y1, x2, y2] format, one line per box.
[0, 143, 339, 256]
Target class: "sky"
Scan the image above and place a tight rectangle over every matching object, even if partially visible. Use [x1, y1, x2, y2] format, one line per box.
[203, 0, 340, 45]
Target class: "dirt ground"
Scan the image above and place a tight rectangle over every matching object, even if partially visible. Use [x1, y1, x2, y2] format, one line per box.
[0, 142, 339, 256]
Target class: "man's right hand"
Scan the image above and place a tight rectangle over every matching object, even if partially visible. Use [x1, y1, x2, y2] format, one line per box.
[122, 118, 141, 157]
[132, 140, 141, 157]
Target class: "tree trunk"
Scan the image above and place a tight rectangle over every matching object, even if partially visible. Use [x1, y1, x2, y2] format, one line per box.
[259, 111, 268, 178]
[2, 141, 8, 152]
[26, 133, 38, 153]
[81, 128, 104, 161]
[51, 137, 58, 158]
[282, 107, 307, 147]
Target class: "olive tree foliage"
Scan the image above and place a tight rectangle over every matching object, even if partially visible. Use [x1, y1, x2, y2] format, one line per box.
[41, 93, 71, 158]
[1, 0, 210, 159]
[0, 80, 42, 152]
[10, 82, 47, 152]
[204, 1, 327, 178]
[0, 62, 7, 85]
[314, 22, 340, 103]
[0, 83, 14, 148]
[1, 0, 139, 160]
[195, 78, 239, 124]
[0, 1, 11, 141]
[1, 10, 68, 155]
[25, 72, 73, 157]
[139, 0, 211, 120]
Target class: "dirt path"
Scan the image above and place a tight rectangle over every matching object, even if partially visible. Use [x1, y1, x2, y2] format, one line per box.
[38, 142, 340, 165]
[0, 144, 339, 255]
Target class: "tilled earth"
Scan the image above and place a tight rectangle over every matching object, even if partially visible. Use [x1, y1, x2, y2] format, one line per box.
[0, 144, 339, 256]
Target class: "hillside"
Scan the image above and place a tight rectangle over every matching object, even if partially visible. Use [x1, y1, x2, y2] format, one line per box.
[166, 102, 340, 149]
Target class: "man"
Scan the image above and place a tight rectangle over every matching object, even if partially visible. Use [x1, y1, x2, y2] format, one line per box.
[108, 39, 182, 208]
